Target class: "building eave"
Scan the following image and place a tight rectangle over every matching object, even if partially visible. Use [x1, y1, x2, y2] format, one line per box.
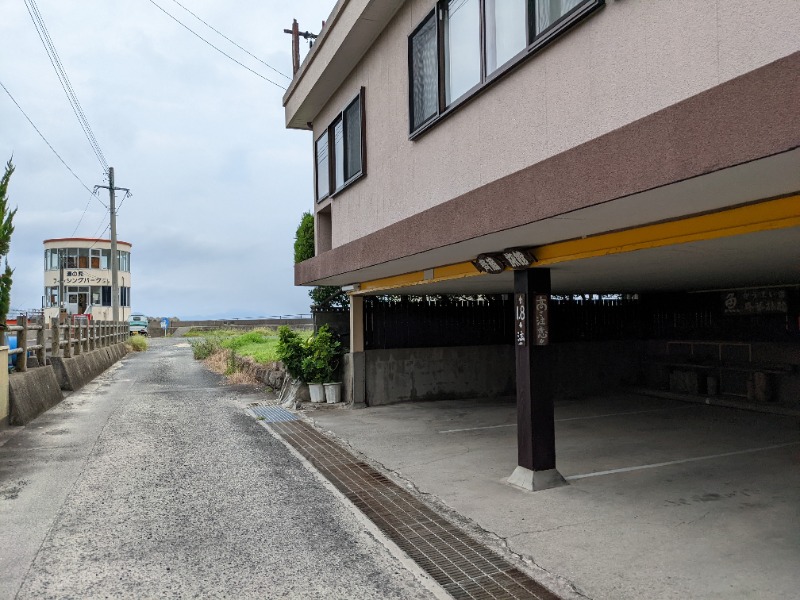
[282, 0, 405, 130]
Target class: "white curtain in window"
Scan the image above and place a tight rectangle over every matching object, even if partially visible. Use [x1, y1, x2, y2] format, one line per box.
[444, 0, 481, 105]
[535, 0, 583, 35]
[484, 0, 527, 74]
[333, 120, 345, 190]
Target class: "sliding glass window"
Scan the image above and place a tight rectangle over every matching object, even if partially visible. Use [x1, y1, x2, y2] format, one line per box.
[315, 134, 330, 201]
[333, 118, 345, 191]
[344, 97, 362, 181]
[484, 0, 527, 75]
[533, 0, 586, 35]
[315, 88, 366, 201]
[409, 0, 603, 135]
[443, 0, 481, 106]
[410, 14, 439, 130]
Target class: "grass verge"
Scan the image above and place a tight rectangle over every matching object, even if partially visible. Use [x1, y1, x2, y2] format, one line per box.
[190, 328, 310, 364]
[190, 327, 312, 386]
[127, 336, 148, 352]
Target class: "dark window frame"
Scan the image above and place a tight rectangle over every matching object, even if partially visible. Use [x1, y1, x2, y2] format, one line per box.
[409, 0, 604, 138]
[314, 87, 367, 203]
[314, 131, 330, 203]
[407, 9, 440, 132]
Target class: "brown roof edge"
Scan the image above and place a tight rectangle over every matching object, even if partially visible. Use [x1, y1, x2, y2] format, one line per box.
[296, 51, 800, 286]
[44, 238, 133, 247]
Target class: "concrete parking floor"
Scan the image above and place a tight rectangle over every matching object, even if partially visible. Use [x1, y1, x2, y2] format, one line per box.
[309, 394, 800, 600]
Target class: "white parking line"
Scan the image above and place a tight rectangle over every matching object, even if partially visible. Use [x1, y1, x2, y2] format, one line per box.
[566, 441, 800, 481]
[439, 405, 702, 434]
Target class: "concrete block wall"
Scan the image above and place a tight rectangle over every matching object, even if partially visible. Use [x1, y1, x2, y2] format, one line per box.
[360, 341, 644, 407]
[8, 342, 129, 425]
[364, 345, 516, 406]
[8, 366, 63, 425]
[49, 343, 128, 391]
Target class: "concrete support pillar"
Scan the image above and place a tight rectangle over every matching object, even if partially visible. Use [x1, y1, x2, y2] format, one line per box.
[346, 294, 366, 408]
[508, 268, 567, 492]
[350, 294, 364, 353]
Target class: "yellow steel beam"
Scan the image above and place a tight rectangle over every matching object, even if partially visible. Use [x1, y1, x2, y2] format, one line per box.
[353, 194, 800, 295]
[535, 194, 800, 266]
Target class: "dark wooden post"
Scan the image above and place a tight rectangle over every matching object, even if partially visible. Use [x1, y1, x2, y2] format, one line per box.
[75, 321, 82, 355]
[509, 268, 566, 491]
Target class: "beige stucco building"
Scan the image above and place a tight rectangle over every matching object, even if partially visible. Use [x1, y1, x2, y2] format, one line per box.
[43, 237, 132, 322]
[285, 0, 800, 490]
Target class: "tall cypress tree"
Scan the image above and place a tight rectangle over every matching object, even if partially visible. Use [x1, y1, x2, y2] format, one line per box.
[0, 159, 18, 341]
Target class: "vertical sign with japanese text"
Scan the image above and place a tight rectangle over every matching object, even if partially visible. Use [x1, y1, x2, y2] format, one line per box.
[534, 294, 549, 346]
[515, 293, 527, 346]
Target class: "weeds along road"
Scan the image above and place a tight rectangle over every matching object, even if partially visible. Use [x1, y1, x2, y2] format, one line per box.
[0, 338, 434, 599]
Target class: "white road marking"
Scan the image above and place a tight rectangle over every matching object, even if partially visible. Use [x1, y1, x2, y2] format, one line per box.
[438, 405, 702, 434]
[566, 442, 800, 481]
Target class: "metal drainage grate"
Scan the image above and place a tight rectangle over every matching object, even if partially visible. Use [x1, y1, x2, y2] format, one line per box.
[249, 405, 298, 422]
[268, 420, 561, 600]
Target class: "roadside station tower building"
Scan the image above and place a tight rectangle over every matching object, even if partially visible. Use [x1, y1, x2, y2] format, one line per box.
[43, 238, 132, 322]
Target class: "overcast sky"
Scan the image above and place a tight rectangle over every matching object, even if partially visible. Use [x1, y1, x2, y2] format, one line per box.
[1, 0, 328, 320]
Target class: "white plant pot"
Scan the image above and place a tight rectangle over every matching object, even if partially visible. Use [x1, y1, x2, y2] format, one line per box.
[308, 383, 325, 403]
[324, 382, 342, 404]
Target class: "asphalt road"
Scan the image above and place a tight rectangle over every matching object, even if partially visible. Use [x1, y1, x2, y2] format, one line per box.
[0, 338, 435, 599]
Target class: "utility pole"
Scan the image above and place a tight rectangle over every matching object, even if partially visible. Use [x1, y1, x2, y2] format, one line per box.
[59, 254, 65, 315]
[283, 19, 318, 76]
[94, 167, 129, 322]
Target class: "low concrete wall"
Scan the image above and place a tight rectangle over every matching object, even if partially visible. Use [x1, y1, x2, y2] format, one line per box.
[49, 342, 128, 391]
[365, 345, 516, 406]
[363, 341, 644, 407]
[9, 366, 63, 425]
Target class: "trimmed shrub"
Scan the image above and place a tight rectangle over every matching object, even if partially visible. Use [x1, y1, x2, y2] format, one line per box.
[275, 326, 306, 380]
[294, 211, 314, 264]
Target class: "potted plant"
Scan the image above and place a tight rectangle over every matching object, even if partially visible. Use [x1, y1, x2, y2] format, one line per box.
[302, 325, 342, 403]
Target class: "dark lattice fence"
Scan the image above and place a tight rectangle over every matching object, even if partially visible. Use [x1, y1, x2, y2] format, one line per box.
[364, 294, 643, 349]
[364, 295, 513, 349]
[362, 290, 799, 350]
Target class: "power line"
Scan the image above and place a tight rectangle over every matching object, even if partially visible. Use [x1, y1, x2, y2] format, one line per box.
[27, 0, 108, 170]
[23, 0, 109, 172]
[70, 189, 102, 237]
[146, 0, 287, 90]
[0, 78, 94, 195]
[168, 0, 291, 81]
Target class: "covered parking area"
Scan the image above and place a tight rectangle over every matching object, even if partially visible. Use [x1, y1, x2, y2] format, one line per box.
[332, 147, 800, 495]
[311, 392, 800, 599]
